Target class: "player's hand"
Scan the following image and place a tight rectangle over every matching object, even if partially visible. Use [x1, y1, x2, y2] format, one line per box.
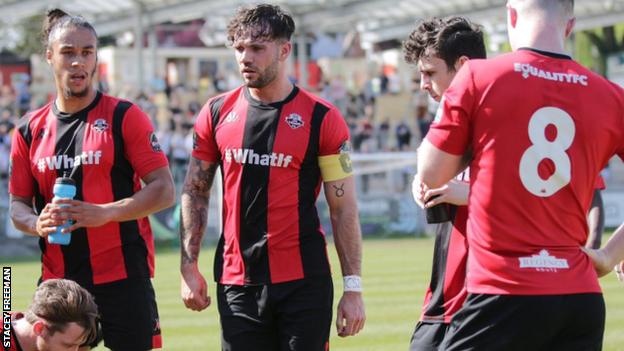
[181, 264, 211, 311]
[411, 175, 427, 208]
[336, 292, 365, 337]
[51, 199, 111, 232]
[582, 247, 613, 278]
[35, 203, 64, 238]
[422, 179, 469, 207]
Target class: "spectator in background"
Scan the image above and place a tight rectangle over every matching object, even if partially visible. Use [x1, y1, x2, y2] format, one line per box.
[416, 102, 432, 142]
[377, 118, 390, 151]
[396, 120, 412, 150]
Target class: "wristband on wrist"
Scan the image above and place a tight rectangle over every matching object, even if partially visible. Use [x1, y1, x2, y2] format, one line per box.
[343, 275, 362, 292]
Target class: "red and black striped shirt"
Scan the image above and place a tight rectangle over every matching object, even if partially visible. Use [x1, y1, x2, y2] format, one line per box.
[193, 86, 349, 285]
[9, 91, 168, 287]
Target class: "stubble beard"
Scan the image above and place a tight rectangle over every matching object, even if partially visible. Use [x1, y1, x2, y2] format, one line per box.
[245, 59, 279, 89]
[62, 66, 97, 99]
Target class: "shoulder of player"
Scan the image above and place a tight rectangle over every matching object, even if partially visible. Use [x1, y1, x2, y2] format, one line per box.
[201, 87, 242, 112]
[14, 102, 51, 134]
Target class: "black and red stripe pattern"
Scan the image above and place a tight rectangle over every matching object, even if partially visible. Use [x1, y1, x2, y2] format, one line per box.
[193, 86, 349, 285]
[9, 91, 168, 287]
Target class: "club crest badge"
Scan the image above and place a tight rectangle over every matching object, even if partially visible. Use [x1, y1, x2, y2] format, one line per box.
[93, 119, 109, 132]
[285, 113, 304, 129]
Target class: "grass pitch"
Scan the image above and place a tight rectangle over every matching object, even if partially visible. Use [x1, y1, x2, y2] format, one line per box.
[4, 237, 624, 350]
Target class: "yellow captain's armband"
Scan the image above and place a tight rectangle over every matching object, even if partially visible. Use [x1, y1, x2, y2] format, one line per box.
[319, 141, 353, 182]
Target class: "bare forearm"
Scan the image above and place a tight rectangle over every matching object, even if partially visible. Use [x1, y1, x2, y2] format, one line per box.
[9, 200, 38, 236]
[325, 178, 363, 276]
[105, 175, 175, 222]
[180, 192, 209, 266]
[332, 207, 363, 276]
[602, 223, 624, 267]
[180, 158, 218, 267]
[418, 139, 464, 189]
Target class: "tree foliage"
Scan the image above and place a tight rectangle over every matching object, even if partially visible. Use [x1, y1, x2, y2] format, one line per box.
[576, 24, 624, 77]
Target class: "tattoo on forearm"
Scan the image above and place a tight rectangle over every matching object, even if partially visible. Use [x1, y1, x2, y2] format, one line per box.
[180, 159, 218, 265]
[333, 183, 345, 197]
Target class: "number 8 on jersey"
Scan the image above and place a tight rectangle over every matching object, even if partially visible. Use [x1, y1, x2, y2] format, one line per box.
[519, 106, 575, 197]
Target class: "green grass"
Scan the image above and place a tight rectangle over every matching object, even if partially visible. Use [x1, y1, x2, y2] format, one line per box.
[4, 238, 624, 350]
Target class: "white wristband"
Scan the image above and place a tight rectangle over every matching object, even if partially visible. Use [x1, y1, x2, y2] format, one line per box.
[343, 275, 363, 292]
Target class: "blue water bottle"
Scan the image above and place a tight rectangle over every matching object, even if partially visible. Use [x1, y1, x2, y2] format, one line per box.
[48, 176, 76, 245]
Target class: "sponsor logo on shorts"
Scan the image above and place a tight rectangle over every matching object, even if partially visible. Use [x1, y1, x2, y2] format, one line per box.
[519, 249, 569, 272]
[514, 63, 588, 86]
[224, 148, 293, 168]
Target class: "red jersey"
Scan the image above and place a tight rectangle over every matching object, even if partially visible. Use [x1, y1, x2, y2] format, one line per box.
[9, 92, 168, 287]
[426, 48, 624, 295]
[193, 86, 350, 285]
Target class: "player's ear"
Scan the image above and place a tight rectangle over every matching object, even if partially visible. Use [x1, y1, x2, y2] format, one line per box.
[33, 320, 48, 337]
[46, 48, 53, 65]
[279, 40, 291, 61]
[564, 17, 576, 38]
[506, 3, 518, 28]
[454, 56, 470, 71]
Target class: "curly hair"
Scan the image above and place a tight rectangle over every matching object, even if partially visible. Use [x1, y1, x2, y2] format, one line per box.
[403, 16, 486, 71]
[226, 3, 295, 45]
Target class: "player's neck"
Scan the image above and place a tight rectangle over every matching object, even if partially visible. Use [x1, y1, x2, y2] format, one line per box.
[55, 89, 97, 115]
[248, 76, 293, 104]
[513, 24, 567, 56]
[13, 318, 37, 351]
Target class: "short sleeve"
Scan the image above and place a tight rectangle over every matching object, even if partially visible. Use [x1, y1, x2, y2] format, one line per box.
[425, 62, 476, 156]
[319, 107, 350, 156]
[9, 122, 34, 198]
[122, 104, 169, 178]
[191, 101, 220, 162]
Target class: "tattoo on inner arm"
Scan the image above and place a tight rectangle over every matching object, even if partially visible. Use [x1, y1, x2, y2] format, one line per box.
[180, 159, 218, 265]
[333, 183, 345, 197]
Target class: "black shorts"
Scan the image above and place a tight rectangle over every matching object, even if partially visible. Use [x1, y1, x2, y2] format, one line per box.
[409, 321, 449, 351]
[441, 293, 605, 351]
[87, 278, 162, 351]
[217, 275, 333, 351]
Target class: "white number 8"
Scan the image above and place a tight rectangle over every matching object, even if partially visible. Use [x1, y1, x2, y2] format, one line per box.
[519, 107, 575, 197]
